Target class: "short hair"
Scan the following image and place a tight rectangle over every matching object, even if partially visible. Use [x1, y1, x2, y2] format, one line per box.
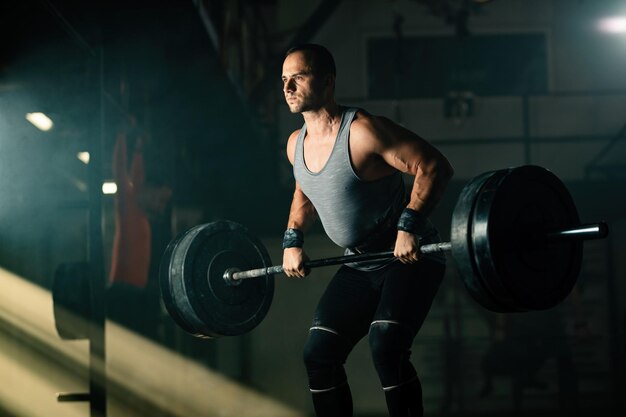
[285, 44, 336, 78]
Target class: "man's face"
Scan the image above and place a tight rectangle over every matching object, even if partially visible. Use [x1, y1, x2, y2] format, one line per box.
[281, 51, 328, 113]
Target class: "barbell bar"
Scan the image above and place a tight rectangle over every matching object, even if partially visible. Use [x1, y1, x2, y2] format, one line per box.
[159, 165, 610, 338]
[223, 223, 607, 283]
[222, 243, 450, 282]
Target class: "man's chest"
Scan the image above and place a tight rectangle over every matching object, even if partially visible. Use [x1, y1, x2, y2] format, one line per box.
[302, 136, 335, 173]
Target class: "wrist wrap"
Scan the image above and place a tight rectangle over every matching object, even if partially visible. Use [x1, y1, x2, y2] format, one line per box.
[396, 208, 429, 235]
[282, 228, 304, 249]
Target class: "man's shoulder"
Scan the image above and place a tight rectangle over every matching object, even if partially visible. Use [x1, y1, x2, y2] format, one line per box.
[351, 109, 394, 131]
[286, 128, 303, 164]
[350, 109, 395, 142]
[351, 109, 374, 131]
[347, 111, 389, 155]
[287, 128, 302, 144]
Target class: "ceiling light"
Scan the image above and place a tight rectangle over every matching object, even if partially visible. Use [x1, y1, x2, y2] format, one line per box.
[597, 17, 626, 34]
[102, 182, 117, 195]
[77, 152, 90, 164]
[25, 112, 54, 131]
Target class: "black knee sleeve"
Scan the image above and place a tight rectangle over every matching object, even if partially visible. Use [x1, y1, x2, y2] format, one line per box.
[303, 327, 352, 391]
[369, 320, 417, 389]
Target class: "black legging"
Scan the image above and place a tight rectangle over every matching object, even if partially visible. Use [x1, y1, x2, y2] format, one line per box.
[303, 259, 445, 417]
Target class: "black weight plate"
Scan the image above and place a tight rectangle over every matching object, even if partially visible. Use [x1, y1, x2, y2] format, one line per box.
[162, 221, 274, 338]
[470, 169, 528, 312]
[473, 165, 582, 311]
[451, 170, 514, 312]
[52, 262, 92, 340]
[160, 229, 202, 336]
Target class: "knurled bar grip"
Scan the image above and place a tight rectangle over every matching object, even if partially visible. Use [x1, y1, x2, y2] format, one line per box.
[230, 242, 453, 281]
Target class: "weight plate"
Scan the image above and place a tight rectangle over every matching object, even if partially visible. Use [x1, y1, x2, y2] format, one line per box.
[160, 221, 274, 338]
[470, 169, 529, 312]
[472, 165, 582, 311]
[451, 170, 515, 313]
[160, 229, 201, 336]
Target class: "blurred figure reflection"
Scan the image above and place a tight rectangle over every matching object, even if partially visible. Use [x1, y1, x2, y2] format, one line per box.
[108, 128, 172, 338]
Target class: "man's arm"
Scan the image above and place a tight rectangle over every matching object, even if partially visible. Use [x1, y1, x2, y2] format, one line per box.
[374, 117, 453, 215]
[283, 130, 317, 277]
[353, 115, 454, 262]
[286, 181, 317, 231]
[285, 129, 317, 230]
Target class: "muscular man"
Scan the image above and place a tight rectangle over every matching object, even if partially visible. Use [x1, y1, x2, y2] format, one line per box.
[281, 44, 453, 417]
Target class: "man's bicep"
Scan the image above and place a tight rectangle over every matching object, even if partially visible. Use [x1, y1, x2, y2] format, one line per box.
[292, 181, 313, 207]
[287, 181, 317, 230]
[375, 119, 438, 175]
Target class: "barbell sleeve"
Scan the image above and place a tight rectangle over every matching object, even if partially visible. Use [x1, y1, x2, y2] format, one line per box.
[545, 222, 608, 242]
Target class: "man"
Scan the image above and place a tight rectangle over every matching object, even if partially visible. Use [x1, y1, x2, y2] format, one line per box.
[281, 44, 453, 417]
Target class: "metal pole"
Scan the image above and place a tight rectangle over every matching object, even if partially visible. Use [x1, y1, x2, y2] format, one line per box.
[86, 46, 107, 417]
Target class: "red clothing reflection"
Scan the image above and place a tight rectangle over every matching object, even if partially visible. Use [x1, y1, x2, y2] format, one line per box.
[109, 133, 151, 288]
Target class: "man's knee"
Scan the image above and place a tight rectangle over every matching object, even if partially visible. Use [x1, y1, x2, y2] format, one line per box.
[369, 320, 417, 388]
[369, 320, 414, 359]
[303, 326, 351, 391]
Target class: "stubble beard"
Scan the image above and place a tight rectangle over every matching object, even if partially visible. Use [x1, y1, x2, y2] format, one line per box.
[287, 95, 323, 114]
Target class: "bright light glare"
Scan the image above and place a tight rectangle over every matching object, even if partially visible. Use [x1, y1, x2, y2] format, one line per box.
[102, 182, 117, 194]
[77, 152, 90, 164]
[25, 112, 54, 131]
[597, 17, 626, 33]
[0, 266, 305, 417]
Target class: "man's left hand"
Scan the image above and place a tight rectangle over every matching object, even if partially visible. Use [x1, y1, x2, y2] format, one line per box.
[394, 230, 421, 264]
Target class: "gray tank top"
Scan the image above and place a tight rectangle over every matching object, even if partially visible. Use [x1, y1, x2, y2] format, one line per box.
[294, 107, 444, 270]
[294, 107, 405, 247]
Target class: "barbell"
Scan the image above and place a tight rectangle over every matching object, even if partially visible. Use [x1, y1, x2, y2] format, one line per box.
[159, 165, 608, 339]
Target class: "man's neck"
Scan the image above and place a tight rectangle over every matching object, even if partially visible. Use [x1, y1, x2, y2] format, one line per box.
[301, 102, 341, 137]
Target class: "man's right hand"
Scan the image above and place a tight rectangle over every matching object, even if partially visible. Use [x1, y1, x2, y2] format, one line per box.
[282, 247, 311, 278]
